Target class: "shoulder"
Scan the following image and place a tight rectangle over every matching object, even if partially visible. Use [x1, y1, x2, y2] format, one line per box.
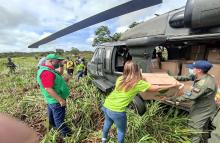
[207, 74, 217, 86]
[117, 76, 123, 80]
[135, 80, 151, 88]
[136, 80, 150, 86]
[197, 74, 216, 90]
[40, 70, 55, 78]
[134, 80, 151, 92]
[203, 74, 216, 85]
[116, 76, 122, 82]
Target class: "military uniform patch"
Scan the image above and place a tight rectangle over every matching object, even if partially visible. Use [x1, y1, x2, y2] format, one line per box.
[193, 88, 201, 93]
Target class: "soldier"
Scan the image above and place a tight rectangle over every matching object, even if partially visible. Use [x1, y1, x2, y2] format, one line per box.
[174, 60, 217, 143]
[7, 57, 16, 73]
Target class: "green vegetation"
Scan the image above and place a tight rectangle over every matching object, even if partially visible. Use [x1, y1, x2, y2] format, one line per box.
[0, 56, 193, 143]
[92, 26, 122, 47]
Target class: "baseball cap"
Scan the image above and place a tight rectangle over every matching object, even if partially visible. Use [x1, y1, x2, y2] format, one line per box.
[187, 60, 213, 72]
[46, 54, 64, 60]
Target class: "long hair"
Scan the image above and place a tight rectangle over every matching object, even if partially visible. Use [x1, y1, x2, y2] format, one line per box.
[118, 61, 142, 91]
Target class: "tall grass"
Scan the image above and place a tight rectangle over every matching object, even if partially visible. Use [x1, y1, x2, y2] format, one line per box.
[0, 56, 194, 143]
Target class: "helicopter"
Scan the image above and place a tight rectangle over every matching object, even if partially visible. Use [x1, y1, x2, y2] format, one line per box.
[29, 0, 220, 115]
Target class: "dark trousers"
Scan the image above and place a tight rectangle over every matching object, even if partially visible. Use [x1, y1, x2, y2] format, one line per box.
[48, 103, 71, 137]
[77, 70, 84, 80]
[67, 69, 73, 75]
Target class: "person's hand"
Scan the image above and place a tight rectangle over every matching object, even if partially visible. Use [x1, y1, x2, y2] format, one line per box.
[0, 113, 39, 143]
[184, 91, 191, 97]
[168, 81, 179, 88]
[167, 70, 174, 76]
[167, 96, 178, 101]
[59, 99, 66, 107]
[216, 98, 220, 105]
[176, 96, 186, 102]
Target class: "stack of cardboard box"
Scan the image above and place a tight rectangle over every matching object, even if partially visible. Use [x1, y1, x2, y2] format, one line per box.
[150, 59, 181, 75]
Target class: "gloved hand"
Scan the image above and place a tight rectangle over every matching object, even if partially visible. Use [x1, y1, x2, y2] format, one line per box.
[167, 70, 174, 76]
[184, 91, 191, 97]
[176, 96, 186, 102]
[167, 96, 178, 101]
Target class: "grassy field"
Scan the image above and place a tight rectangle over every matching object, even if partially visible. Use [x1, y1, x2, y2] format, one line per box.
[0, 55, 194, 143]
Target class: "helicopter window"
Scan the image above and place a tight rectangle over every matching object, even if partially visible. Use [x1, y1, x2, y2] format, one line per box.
[91, 48, 104, 63]
[91, 49, 99, 63]
[97, 48, 104, 63]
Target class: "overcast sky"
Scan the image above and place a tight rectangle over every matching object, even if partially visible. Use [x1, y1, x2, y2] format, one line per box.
[0, 0, 187, 53]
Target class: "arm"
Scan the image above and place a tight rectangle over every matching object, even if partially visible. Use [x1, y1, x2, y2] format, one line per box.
[45, 88, 66, 106]
[173, 75, 193, 81]
[55, 61, 65, 75]
[184, 88, 214, 100]
[148, 84, 178, 92]
[0, 113, 39, 143]
[55, 66, 64, 75]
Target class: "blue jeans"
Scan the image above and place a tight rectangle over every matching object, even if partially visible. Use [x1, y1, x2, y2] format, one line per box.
[102, 107, 127, 143]
[77, 70, 84, 80]
[48, 103, 71, 137]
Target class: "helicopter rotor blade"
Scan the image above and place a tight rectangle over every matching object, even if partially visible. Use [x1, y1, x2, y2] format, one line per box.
[28, 0, 162, 48]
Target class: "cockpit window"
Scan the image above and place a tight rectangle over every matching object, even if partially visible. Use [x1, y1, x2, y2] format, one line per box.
[91, 49, 99, 63]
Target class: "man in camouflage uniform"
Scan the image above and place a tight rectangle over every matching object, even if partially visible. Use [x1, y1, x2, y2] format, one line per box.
[175, 60, 217, 143]
[7, 57, 16, 73]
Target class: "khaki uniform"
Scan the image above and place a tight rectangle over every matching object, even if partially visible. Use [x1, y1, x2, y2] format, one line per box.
[176, 74, 217, 143]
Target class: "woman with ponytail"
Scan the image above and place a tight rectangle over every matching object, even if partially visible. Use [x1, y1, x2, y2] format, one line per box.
[101, 60, 177, 143]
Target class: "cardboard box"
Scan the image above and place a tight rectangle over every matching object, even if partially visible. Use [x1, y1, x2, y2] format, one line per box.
[208, 49, 220, 63]
[161, 60, 180, 75]
[140, 73, 180, 100]
[190, 46, 206, 60]
[150, 68, 167, 73]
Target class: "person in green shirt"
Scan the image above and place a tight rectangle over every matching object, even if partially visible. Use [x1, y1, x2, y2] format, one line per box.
[76, 60, 85, 80]
[101, 60, 178, 143]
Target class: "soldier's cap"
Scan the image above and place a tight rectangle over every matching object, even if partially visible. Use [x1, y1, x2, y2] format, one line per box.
[187, 60, 213, 72]
[46, 54, 64, 60]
